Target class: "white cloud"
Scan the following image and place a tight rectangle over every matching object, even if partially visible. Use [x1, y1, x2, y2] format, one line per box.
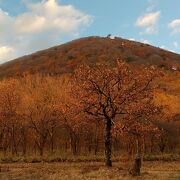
[0, 0, 93, 63]
[142, 39, 150, 44]
[169, 49, 175, 53]
[168, 19, 180, 34]
[15, 14, 47, 34]
[160, 45, 166, 49]
[15, 0, 92, 35]
[128, 38, 135, 41]
[0, 9, 15, 40]
[128, 38, 151, 45]
[0, 46, 15, 63]
[138, 38, 152, 45]
[173, 41, 179, 48]
[136, 11, 160, 34]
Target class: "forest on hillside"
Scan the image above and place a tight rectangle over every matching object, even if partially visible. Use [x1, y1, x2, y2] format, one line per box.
[0, 60, 179, 176]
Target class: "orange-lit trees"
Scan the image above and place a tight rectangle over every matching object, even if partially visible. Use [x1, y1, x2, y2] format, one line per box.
[70, 60, 160, 167]
[20, 75, 62, 156]
[155, 113, 179, 153]
[0, 79, 21, 155]
[59, 101, 95, 155]
[58, 103, 80, 155]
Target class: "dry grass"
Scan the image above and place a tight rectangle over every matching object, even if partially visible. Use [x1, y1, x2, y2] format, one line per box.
[1, 153, 179, 164]
[0, 161, 179, 180]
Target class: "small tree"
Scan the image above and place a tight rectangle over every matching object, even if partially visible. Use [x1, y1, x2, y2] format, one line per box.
[70, 60, 160, 167]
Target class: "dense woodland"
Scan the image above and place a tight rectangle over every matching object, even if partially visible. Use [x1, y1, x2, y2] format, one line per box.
[0, 60, 179, 174]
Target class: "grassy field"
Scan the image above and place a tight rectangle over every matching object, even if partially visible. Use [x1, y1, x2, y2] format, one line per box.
[0, 161, 179, 180]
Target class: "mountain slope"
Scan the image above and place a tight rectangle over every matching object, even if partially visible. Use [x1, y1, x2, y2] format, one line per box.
[0, 36, 180, 78]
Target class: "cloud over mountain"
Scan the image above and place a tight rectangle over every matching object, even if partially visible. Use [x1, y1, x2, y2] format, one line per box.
[136, 11, 160, 34]
[0, 0, 93, 63]
[168, 19, 180, 34]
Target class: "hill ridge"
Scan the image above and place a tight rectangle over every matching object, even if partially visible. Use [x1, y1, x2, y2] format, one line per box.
[0, 36, 179, 78]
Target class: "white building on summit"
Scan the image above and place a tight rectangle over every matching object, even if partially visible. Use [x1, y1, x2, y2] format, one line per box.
[107, 34, 115, 39]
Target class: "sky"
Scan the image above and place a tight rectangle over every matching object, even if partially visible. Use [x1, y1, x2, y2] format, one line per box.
[0, 0, 180, 63]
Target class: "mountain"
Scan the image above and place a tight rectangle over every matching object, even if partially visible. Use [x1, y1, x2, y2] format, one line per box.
[0, 36, 180, 78]
[0, 36, 179, 114]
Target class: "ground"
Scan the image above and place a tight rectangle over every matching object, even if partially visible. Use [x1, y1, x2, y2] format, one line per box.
[0, 161, 179, 180]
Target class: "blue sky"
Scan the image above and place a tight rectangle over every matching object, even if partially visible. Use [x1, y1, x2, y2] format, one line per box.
[0, 0, 180, 63]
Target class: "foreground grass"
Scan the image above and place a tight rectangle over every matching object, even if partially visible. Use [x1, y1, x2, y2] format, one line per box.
[0, 161, 179, 180]
[0, 153, 179, 163]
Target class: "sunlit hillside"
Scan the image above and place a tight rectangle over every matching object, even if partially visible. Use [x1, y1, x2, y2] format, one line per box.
[0, 36, 179, 78]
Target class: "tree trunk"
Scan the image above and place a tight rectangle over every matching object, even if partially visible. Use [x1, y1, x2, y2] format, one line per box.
[39, 145, 44, 157]
[21, 128, 27, 156]
[113, 136, 120, 153]
[36, 136, 46, 157]
[150, 135, 154, 153]
[11, 130, 17, 155]
[51, 138, 54, 154]
[142, 135, 145, 159]
[70, 132, 78, 155]
[104, 118, 112, 167]
[129, 154, 141, 176]
[49, 127, 55, 154]
[94, 120, 99, 155]
[129, 137, 141, 176]
[159, 136, 166, 153]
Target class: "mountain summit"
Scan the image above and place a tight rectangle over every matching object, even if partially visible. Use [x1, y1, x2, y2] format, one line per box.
[0, 36, 179, 78]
